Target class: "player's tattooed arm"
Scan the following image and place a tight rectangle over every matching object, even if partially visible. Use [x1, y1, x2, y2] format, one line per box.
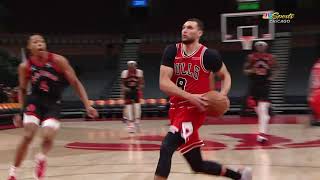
[56, 55, 98, 118]
[121, 79, 130, 99]
[159, 65, 191, 98]
[243, 55, 254, 75]
[120, 70, 130, 98]
[160, 65, 208, 111]
[209, 72, 215, 91]
[17, 62, 29, 109]
[216, 63, 231, 96]
[57, 56, 88, 106]
[13, 62, 29, 127]
[121, 79, 126, 98]
[269, 55, 278, 80]
[160, 45, 191, 98]
[139, 70, 144, 90]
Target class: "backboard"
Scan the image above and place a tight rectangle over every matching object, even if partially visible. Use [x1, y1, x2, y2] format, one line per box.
[221, 10, 275, 43]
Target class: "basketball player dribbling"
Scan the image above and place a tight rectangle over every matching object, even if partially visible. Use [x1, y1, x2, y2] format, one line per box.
[308, 58, 320, 125]
[8, 34, 98, 180]
[243, 41, 277, 142]
[121, 61, 144, 133]
[154, 18, 252, 180]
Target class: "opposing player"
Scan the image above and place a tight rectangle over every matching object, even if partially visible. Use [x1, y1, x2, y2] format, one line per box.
[154, 18, 252, 180]
[8, 34, 98, 180]
[121, 61, 144, 133]
[308, 58, 320, 126]
[243, 41, 277, 142]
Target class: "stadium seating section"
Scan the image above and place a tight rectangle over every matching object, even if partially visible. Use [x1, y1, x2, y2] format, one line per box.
[0, 32, 319, 121]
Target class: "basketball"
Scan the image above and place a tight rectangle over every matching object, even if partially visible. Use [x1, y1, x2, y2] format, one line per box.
[203, 91, 230, 117]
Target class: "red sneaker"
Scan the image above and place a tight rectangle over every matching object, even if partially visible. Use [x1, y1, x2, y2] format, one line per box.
[7, 176, 16, 180]
[257, 133, 268, 143]
[34, 154, 47, 180]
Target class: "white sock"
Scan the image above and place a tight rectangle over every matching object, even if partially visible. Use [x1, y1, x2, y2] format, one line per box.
[257, 102, 270, 134]
[9, 165, 16, 176]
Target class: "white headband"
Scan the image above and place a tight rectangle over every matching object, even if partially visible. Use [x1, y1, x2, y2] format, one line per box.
[127, 61, 137, 65]
[255, 41, 268, 47]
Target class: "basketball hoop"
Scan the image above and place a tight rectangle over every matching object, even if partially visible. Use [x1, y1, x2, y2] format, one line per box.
[240, 36, 254, 50]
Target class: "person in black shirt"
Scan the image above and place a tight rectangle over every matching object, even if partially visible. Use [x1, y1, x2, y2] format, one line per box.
[243, 41, 277, 143]
[8, 34, 98, 180]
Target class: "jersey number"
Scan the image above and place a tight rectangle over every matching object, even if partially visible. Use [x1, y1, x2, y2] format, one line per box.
[176, 77, 187, 90]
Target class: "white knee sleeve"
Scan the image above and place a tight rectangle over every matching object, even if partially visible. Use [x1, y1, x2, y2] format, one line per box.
[134, 103, 141, 123]
[126, 104, 134, 122]
[257, 102, 270, 134]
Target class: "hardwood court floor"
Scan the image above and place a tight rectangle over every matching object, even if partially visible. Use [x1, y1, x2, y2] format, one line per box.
[0, 115, 319, 180]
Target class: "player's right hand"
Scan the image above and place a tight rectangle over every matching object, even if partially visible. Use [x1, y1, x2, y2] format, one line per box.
[188, 94, 208, 112]
[13, 114, 23, 128]
[86, 106, 99, 118]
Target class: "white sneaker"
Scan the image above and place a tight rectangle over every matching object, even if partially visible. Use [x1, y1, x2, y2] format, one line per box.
[127, 123, 135, 133]
[134, 122, 141, 133]
[257, 135, 268, 143]
[239, 167, 252, 180]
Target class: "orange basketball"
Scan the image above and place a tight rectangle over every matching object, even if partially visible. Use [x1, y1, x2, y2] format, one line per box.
[203, 91, 230, 117]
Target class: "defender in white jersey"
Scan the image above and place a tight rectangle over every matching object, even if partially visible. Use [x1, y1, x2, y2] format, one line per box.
[121, 61, 144, 133]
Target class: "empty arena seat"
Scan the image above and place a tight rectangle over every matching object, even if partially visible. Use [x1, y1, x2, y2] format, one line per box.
[285, 46, 318, 103]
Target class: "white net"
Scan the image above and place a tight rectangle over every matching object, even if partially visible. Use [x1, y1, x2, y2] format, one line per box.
[240, 36, 254, 50]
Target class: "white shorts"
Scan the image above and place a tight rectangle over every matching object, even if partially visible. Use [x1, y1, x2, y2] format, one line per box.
[23, 114, 61, 130]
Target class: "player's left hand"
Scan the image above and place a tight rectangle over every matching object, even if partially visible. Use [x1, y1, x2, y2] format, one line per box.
[86, 106, 99, 118]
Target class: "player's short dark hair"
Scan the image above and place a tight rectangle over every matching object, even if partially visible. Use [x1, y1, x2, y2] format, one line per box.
[26, 33, 45, 58]
[187, 18, 204, 31]
[27, 33, 44, 45]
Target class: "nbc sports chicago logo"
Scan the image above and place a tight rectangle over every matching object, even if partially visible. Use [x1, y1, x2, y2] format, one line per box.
[262, 12, 295, 24]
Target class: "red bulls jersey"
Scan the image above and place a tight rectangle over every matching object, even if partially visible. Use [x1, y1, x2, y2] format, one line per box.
[170, 43, 210, 106]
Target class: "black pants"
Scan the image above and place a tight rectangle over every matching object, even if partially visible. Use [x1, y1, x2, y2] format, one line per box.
[24, 95, 61, 120]
[249, 80, 270, 101]
[124, 88, 140, 103]
[155, 132, 228, 178]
